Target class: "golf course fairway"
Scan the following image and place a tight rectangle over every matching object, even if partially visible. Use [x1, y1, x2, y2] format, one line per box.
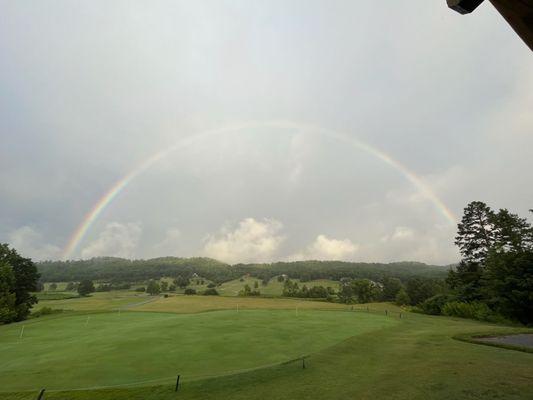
[0, 310, 397, 392]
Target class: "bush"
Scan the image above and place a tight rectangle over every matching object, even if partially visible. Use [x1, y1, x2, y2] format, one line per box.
[395, 288, 411, 306]
[31, 306, 63, 318]
[442, 301, 500, 322]
[135, 286, 146, 292]
[77, 280, 95, 296]
[184, 288, 196, 295]
[419, 294, 456, 315]
[203, 288, 219, 296]
[146, 280, 161, 295]
[207, 283, 216, 288]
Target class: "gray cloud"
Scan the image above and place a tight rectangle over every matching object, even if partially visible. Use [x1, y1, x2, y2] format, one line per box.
[81, 222, 142, 259]
[1, 1, 531, 264]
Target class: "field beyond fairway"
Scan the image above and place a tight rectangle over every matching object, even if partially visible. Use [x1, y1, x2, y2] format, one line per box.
[133, 294, 349, 313]
[0, 310, 397, 392]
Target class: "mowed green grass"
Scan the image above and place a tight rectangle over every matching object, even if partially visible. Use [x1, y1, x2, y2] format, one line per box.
[0, 310, 397, 392]
[2, 294, 532, 400]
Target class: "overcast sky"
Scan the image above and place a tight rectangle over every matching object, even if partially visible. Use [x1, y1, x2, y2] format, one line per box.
[1, 0, 532, 265]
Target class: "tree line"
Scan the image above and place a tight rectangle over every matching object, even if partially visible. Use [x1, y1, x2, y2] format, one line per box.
[440, 202, 532, 324]
[37, 257, 447, 286]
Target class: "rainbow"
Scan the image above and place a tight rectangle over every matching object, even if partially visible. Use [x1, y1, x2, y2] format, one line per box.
[62, 121, 457, 260]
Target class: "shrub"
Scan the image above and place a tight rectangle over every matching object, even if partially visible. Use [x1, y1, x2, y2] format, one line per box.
[442, 301, 496, 322]
[419, 294, 456, 315]
[146, 280, 161, 295]
[77, 280, 95, 296]
[135, 286, 146, 292]
[203, 288, 219, 296]
[184, 288, 196, 295]
[207, 283, 216, 288]
[31, 307, 63, 318]
[395, 288, 411, 306]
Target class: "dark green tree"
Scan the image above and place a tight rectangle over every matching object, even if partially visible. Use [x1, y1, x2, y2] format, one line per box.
[446, 261, 484, 301]
[352, 279, 380, 303]
[395, 288, 410, 306]
[0, 262, 17, 323]
[491, 209, 533, 253]
[77, 280, 95, 296]
[146, 280, 161, 295]
[337, 283, 355, 304]
[406, 278, 443, 305]
[160, 281, 168, 291]
[173, 275, 189, 289]
[49, 282, 57, 291]
[0, 244, 40, 322]
[381, 277, 404, 301]
[483, 250, 533, 324]
[455, 201, 496, 263]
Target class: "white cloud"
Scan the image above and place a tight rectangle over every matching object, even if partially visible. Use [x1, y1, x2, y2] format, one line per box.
[151, 228, 182, 256]
[203, 218, 284, 264]
[375, 225, 458, 264]
[8, 226, 61, 261]
[81, 222, 142, 259]
[291, 234, 358, 261]
[391, 226, 415, 241]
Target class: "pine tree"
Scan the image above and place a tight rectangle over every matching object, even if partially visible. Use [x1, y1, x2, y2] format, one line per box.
[455, 201, 496, 263]
[491, 209, 533, 252]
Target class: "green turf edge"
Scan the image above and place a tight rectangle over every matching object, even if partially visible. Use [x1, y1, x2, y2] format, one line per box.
[453, 329, 533, 354]
[0, 309, 380, 397]
[0, 344, 319, 399]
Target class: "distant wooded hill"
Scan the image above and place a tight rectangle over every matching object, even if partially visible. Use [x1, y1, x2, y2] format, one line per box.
[37, 257, 449, 283]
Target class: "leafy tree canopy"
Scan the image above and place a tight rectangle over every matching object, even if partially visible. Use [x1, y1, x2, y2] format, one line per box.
[0, 244, 40, 323]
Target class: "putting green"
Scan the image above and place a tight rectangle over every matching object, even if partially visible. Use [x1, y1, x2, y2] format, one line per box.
[0, 310, 397, 392]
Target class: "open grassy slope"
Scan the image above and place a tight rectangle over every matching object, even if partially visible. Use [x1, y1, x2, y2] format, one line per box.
[133, 294, 347, 313]
[216, 277, 339, 297]
[34, 291, 154, 312]
[2, 294, 532, 400]
[0, 310, 396, 392]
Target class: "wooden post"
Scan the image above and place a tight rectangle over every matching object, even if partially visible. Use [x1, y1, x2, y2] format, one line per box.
[36, 389, 45, 400]
[385, 310, 388, 316]
[175, 375, 180, 392]
[302, 357, 306, 369]
[399, 312, 402, 319]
